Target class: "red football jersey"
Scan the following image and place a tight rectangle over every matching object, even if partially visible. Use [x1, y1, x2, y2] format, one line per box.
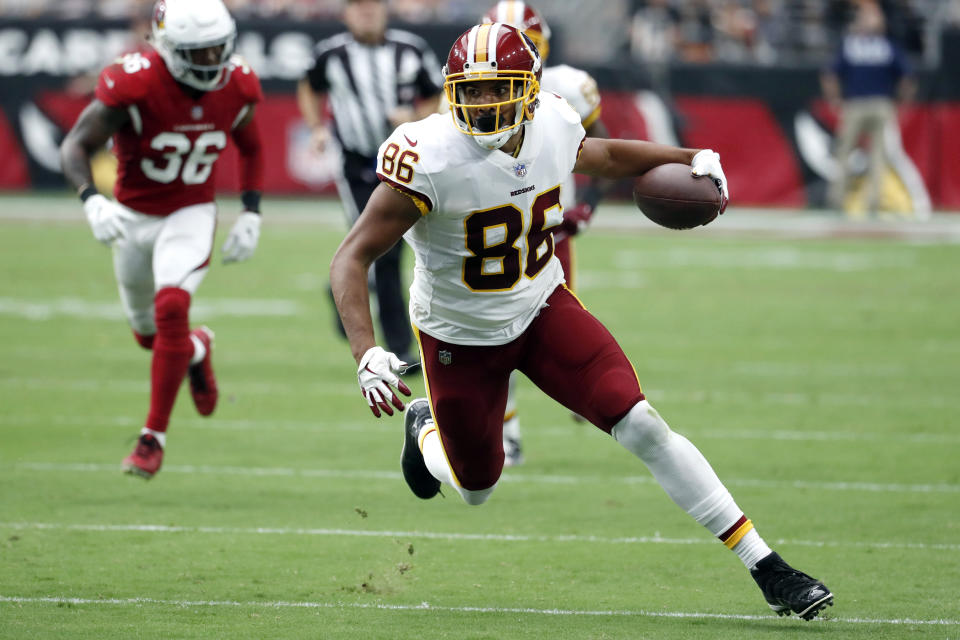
[95, 47, 263, 216]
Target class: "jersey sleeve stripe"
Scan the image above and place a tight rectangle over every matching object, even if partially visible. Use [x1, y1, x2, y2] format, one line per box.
[377, 173, 433, 215]
[128, 105, 143, 135]
[581, 105, 602, 130]
[575, 135, 587, 162]
[231, 104, 251, 130]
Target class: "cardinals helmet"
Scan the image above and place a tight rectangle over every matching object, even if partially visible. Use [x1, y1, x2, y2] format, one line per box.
[152, 0, 237, 91]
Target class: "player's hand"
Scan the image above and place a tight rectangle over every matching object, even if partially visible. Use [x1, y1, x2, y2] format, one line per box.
[83, 194, 135, 245]
[222, 211, 261, 264]
[559, 203, 594, 238]
[357, 346, 412, 418]
[309, 125, 330, 154]
[691, 149, 729, 214]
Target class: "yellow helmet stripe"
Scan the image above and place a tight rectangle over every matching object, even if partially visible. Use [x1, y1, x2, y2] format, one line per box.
[475, 23, 492, 63]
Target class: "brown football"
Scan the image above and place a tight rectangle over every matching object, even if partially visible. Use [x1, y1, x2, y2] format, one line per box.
[632, 163, 723, 230]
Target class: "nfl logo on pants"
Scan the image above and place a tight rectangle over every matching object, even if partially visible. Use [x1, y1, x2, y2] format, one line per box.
[439, 350, 452, 365]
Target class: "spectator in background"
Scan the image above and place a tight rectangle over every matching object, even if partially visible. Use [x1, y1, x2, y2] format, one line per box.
[391, 0, 444, 22]
[752, 0, 788, 64]
[676, 0, 715, 62]
[714, 0, 756, 63]
[821, 0, 914, 216]
[630, 0, 680, 63]
[949, 0, 960, 26]
[297, 0, 442, 366]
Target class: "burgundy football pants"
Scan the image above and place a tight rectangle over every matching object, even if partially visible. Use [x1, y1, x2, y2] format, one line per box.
[415, 285, 645, 490]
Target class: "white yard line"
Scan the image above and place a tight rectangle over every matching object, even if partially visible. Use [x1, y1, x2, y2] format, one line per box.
[3, 195, 960, 241]
[610, 246, 918, 271]
[0, 594, 956, 626]
[0, 297, 303, 320]
[2, 377, 957, 410]
[0, 377, 359, 395]
[5, 461, 960, 495]
[4, 413, 958, 444]
[2, 345, 916, 379]
[1, 521, 958, 553]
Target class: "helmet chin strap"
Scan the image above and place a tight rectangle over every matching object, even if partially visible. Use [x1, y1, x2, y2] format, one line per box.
[472, 129, 515, 150]
[469, 102, 526, 150]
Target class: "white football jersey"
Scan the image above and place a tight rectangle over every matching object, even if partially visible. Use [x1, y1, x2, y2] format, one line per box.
[541, 64, 601, 125]
[540, 64, 601, 209]
[377, 93, 586, 346]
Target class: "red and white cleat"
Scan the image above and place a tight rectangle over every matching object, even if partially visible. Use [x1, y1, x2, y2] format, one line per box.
[122, 433, 164, 479]
[188, 326, 218, 417]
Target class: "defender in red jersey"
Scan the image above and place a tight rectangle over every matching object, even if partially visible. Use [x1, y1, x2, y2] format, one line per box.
[60, 0, 264, 479]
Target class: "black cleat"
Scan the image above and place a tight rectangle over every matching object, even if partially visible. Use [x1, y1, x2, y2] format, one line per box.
[401, 398, 441, 499]
[751, 552, 834, 621]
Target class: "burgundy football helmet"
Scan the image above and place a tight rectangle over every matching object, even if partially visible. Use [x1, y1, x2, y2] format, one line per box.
[443, 23, 542, 150]
[482, 1, 552, 61]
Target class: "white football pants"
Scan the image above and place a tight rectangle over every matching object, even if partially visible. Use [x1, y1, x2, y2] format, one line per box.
[111, 202, 216, 335]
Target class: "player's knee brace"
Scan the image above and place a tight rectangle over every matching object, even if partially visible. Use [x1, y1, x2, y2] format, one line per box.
[610, 399, 673, 458]
[153, 287, 191, 339]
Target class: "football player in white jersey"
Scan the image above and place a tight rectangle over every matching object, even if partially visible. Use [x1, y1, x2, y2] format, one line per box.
[329, 24, 833, 620]
[482, 0, 609, 465]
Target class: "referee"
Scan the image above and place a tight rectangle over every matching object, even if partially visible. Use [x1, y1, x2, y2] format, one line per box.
[298, 0, 442, 366]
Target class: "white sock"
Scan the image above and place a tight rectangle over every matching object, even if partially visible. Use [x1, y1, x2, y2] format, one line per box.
[612, 401, 770, 568]
[733, 529, 772, 569]
[141, 427, 166, 449]
[189, 334, 205, 366]
[421, 423, 495, 505]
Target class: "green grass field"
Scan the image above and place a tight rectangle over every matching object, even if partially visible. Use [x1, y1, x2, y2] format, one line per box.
[1, 195, 958, 639]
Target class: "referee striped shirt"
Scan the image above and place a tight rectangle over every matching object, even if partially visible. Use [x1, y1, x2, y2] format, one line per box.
[305, 29, 442, 158]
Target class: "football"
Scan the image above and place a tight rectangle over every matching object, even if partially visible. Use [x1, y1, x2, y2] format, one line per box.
[632, 163, 724, 230]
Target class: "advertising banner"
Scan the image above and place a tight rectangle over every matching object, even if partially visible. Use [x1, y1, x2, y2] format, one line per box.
[1, 18, 957, 211]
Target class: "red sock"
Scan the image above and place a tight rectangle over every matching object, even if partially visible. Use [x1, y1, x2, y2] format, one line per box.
[133, 331, 155, 350]
[145, 287, 193, 432]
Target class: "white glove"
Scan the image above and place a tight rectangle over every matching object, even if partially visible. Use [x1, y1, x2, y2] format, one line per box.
[83, 194, 134, 245]
[222, 211, 261, 264]
[357, 346, 412, 418]
[691, 149, 730, 209]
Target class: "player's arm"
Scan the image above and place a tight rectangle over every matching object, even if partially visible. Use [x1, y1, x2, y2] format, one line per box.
[331, 184, 420, 417]
[232, 105, 263, 209]
[574, 138, 697, 179]
[222, 104, 264, 264]
[60, 100, 136, 245]
[297, 77, 331, 153]
[60, 99, 128, 195]
[576, 138, 729, 207]
[330, 183, 421, 365]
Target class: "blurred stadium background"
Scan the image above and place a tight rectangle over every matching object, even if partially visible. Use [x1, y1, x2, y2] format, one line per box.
[3, 2, 960, 636]
[1, 0, 959, 215]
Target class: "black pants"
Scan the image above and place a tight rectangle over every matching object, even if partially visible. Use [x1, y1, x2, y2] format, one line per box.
[339, 150, 413, 359]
